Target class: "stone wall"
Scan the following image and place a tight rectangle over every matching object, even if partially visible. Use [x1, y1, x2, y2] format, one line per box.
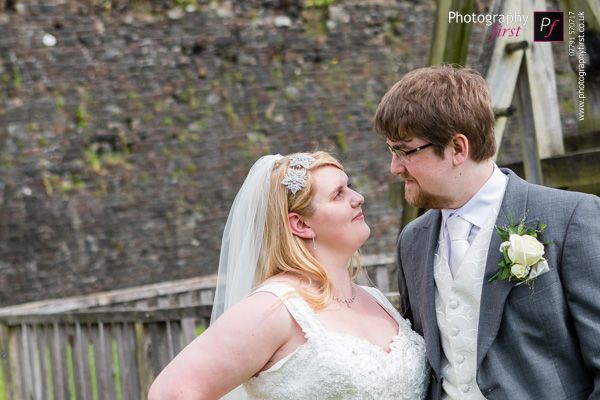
[0, 0, 580, 306]
[0, 0, 440, 306]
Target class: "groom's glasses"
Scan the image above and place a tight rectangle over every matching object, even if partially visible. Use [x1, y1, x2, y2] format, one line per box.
[387, 143, 433, 164]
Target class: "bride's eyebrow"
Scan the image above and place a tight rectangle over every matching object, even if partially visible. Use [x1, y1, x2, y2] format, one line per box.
[329, 181, 350, 197]
[329, 185, 344, 196]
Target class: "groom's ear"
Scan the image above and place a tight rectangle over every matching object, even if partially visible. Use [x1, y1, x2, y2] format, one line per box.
[288, 213, 313, 239]
[450, 133, 469, 165]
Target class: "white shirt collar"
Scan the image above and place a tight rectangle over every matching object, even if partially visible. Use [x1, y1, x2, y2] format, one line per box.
[442, 163, 508, 229]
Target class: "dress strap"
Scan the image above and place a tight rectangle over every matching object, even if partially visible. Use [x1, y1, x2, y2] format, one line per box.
[361, 285, 410, 328]
[251, 282, 326, 338]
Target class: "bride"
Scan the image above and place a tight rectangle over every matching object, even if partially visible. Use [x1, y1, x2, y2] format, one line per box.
[148, 151, 430, 399]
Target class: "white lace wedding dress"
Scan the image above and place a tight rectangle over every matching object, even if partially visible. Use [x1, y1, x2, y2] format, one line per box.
[243, 282, 430, 399]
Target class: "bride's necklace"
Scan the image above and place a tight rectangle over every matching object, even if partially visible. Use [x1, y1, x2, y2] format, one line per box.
[333, 284, 356, 308]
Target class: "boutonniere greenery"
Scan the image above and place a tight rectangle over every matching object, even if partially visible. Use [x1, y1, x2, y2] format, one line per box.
[488, 213, 551, 285]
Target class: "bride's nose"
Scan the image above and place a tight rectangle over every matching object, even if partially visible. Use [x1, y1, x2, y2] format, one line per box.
[350, 191, 364, 207]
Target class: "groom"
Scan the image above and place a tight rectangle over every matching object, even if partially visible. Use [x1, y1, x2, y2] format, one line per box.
[373, 65, 600, 399]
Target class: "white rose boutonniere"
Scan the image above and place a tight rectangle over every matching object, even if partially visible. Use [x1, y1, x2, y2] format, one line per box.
[488, 214, 552, 285]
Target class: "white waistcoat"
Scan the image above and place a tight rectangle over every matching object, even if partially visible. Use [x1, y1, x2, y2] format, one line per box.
[434, 199, 502, 400]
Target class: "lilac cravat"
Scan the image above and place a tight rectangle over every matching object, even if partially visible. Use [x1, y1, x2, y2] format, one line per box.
[447, 216, 472, 277]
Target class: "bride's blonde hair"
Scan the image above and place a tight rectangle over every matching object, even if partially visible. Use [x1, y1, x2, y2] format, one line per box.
[257, 151, 361, 310]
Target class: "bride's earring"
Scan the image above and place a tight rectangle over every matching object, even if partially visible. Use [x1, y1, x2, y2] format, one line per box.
[312, 234, 316, 250]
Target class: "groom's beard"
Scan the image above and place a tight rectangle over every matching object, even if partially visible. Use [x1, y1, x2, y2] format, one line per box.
[403, 176, 452, 210]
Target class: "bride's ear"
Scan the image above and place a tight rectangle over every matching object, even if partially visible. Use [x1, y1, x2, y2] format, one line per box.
[288, 212, 313, 239]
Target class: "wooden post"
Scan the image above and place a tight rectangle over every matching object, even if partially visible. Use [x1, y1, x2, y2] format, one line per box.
[19, 325, 35, 400]
[30, 325, 45, 400]
[389, 181, 423, 232]
[48, 322, 70, 400]
[92, 322, 117, 400]
[179, 292, 196, 345]
[72, 322, 94, 400]
[135, 322, 154, 400]
[22, 324, 45, 400]
[1, 324, 18, 400]
[515, 54, 544, 184]
[39, 325, 52, 398]
[148, 321, 171, 378]
[114, 322, 140, 400]
[8, 326, 23, 400]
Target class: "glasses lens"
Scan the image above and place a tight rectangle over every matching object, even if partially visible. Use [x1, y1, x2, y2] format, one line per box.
[388, 145, 409, 163]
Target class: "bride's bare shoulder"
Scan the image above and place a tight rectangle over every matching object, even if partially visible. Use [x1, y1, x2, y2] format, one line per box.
[260, 273, 305, 287]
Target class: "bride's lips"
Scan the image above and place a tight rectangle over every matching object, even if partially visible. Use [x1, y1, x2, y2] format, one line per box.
[352, 212, 364, 221]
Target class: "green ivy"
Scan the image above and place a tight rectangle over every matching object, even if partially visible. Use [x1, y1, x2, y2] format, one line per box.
[75, 104, 89, 128]
[306, 0, 336, 6]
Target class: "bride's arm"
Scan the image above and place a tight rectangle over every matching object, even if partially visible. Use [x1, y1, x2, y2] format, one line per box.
[148, 292, 295, 400]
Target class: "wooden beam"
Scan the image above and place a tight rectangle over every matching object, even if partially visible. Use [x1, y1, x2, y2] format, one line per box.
[0, 305, 214, 326]
[481, 0, 524, 160]
[428, 0, 476, 65]
[522, 0, 565, 158]
[0, 275, 218, 316]
[563, 129, 600, 152]
[501, 149, 600, 193]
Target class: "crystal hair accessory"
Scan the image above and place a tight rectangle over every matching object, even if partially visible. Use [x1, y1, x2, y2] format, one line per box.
[289, 153, 316, 169]
[281, 153, 316, 194]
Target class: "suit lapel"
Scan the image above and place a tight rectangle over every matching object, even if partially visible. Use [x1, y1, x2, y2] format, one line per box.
[413, 211, 443, 375]
[477, 169, 529, 368]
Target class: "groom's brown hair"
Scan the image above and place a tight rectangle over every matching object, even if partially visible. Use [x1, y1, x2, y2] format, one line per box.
[373, 65, 496, 163]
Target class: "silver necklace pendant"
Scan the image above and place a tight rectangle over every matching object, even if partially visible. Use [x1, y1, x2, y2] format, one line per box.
[333, 285, 356, 307]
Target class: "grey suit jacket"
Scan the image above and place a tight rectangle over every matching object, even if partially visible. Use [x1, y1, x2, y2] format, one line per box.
[397, 168, 600, 400]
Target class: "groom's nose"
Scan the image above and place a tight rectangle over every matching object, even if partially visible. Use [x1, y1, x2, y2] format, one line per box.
[390, 157, 407, 176]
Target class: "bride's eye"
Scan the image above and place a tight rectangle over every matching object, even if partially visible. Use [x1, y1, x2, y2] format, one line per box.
[334, 183, 351, 199]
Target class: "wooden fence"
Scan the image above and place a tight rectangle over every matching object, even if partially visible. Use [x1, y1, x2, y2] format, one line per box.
[0, 305, 211, 400]
[0, 275, 219, 400]
[0, 259, 398, 400]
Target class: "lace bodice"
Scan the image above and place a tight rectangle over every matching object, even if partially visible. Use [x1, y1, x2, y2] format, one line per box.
[243, 283, 430, 399]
